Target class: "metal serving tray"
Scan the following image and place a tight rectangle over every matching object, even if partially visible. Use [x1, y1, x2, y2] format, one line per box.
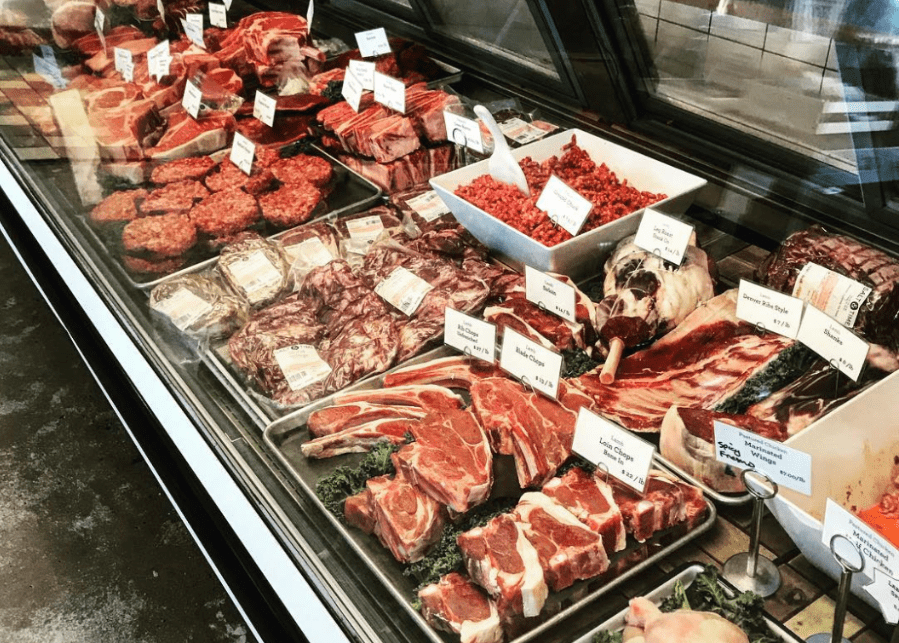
[572, 562, 804, 643]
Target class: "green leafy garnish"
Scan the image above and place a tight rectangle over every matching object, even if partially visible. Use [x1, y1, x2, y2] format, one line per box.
[315, 441, 401, 517]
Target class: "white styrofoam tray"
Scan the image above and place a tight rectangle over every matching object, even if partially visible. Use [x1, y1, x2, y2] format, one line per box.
[430, 128, 707, 280]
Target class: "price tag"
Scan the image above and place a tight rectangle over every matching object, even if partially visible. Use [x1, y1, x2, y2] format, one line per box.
[355, 27, 390, 58]
[444, 111, 485, 153]
[273, 344, 332, 391]
[284, 237, 334, 268]
[253, 90, 276, 127]
[823, 498, 899, 581]
[341, 68, 364, 113]
[524, 265, 576, 322]
[535, 175, 593, 237]
[793, 262, 872, 329]
[348, 59, 375, 91]
[346, 215, 384, 246]
[713, 421, 811, 495]
[406, 190, 449, 222]
[306, 0, 314, 34]
[736, 279, 803, 339]
[157, 0, 165, 19]
[223, 0, 232, 10]
[572, 407, 655, 493]
[114, 48, 133, 81]
[151, 287, 213, 331]
[183, 14, 205, 49]
[182, 79, 202, 118]
[94, 8, 106, 51]
[147, 40, 171, 79]
[865, 568, 899, 625]
[444, 308, 496, 363]
[633, 209, 694, 265]
[373, 72, 405, 113]
[209, 3, 227, 28]
[230, 132, 255, 176]
[223, 250, 282, 305]
[499, 327, 562, 399]
[797, 304, 869, 381]
[499, 117, 555, 145]
[375, 267, 433, 316]
[33, 54, 66, 89]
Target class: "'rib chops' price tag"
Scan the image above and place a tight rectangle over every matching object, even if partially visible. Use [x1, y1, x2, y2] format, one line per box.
[114, 48, 133, 81]
[341, 67, 364, 113]
[406, 190, 449, 222]
[444, 308, 496, 363]
[147, 40, 171, 79]
[230, 132, 255, 175]
[535, 175, 593, 237]
[373, 71, 405, 113]
[797, 304, 869, 381]
[151, 287, 213, 331]
[823, 499, 899, 584]
[736, 280, 803, 339]
[633, 209, 694, 265]
[572, 407, 655, 493]
[375, 267, 434, 316]
[253, 90, 276, 127]
[273, 344, 332, 392]
[94, 9, 106, 51]
[713, 420, 812, 495]
[865, 568, 899, 625]
[208, 2, 227, 28]
[793, 262, 872, 329]
[355, 27, 391, 58]
[348, 59, 375, 90]
[182, 14, 205, 49]
[525, 265, 576, 322]
[443, 112, 485, 154]
[182, 79, 202, 118]
[499, 327, 562, 399]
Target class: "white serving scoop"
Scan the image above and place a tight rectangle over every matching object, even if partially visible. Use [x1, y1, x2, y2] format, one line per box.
[474, 104, 530, 196]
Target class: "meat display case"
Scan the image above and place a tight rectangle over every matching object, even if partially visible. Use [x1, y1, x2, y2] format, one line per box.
[2, 1, 899, 642]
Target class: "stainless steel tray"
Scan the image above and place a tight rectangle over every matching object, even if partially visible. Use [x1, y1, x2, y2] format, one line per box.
[656, 455, 753, 507]
[572, 562, 804, 643]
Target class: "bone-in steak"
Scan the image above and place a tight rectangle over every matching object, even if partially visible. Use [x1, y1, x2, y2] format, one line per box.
[418, 572, 503, 643]
[541, 467, 626, 554]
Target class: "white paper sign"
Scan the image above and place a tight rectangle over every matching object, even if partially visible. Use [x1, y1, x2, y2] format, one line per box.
[444, 112, 485, 153]
[253, 91, 276, 127]
[114, 48, 133, 80]
[793, 262, 872, 329]
[209, 3, 227, 28]
[345, 215, 384, 246]
[713, 421, 811, 495]
[572, 407, 655, 493]
[633, 209, 694, 265]
[865, 568, 899, 625]
[230, 132, 255, 175]
[355, 28, 391, 58]
[306, 0, 314, 34]
[183, 14, 205, 49]
[797, 304, 869, 381]
[499, 327, 562, 399]
[273, 344, 332, 391]
[499, 117, 555, 144]
[823, 499, 899, 581]
[151, 287, 212, 331]
[182, 80, 202, 118]
[406, 190, 449, 222]
[284, 237, 334, 268]
[33, 54, 66, 89]
[736, 280, 803, 339]
[341, 68, 364, 113]
[525, 265, 576, 322]
[94, 9, 106, 51]
[373, 72, 405, 113]
[535, 175, 593, 237]
[223, 0, 232, 10]
[444, 308, 496, 363]
[375, 267, 434, 316]
[147, 40, 170, 79]
[348, 59, 375, 90]
[224, 250, 282, 305]
[157, 0, 165, 19]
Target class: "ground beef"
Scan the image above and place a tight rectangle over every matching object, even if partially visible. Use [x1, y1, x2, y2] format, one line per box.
[204, 160, 277, 195]
[268, 154, 333, 188]
[122, 213, 197, 258]
[189, 188, 260, 236]
[258, 181, 322, 228]
[122, 254, 187, 274]
[90, 188, 148, 225]
[150, 156, 216, 185]
[140, 180, 210, 215]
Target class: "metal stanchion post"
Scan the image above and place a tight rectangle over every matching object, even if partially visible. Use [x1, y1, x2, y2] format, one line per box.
[806, 534, 865, 643]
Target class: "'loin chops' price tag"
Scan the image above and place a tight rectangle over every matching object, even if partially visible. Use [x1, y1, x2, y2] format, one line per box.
[355, 27, 391, 58]
[341, 68, 364, 113]
[633, 209, 694, 265]
[714, 421, 812, 495]
[375, 267, 433, 316]
[182, 80, 202, 118]
[230, 132, 255, 175]
[444, 308, 496, 363]
[572, 407, 655, 493]
[736, 280, 803, 339]
[373, 71, 405, 113]
[499, 327, 562, 399]
[253, 90, 276, 127]
[348, 59, 375, 90]
[797, 304, 869, 381]
[823, 499, 899, 584]
[535, 175, 593, 237]
[273, 344, 332, 392]
[182, 14, 205, 48]
[865, 568, 899, 625]
[525, 265, 576, 322]
[443, 112, 485, 154]
[209, 3, 227, 28]
[793, 262, 872, 329]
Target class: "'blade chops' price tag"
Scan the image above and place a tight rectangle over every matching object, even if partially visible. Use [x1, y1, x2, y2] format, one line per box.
[230, 132, 255, 175]
[114, 48, 133, 81]
[151, 287, 212, 331]
[355, 28, 391, 58]
[535, 175, 592, 237]
[444, 308, 496, 363]
[348, 59, 375, 90]
[525, 265, 576, 322]
[572, 407, 655, 493]
[865, 568, 899, 625]
[633, 209, 694, 265]
[444, 112, 485, 153]
[147, 40, 170, 79]
[373, 72, 405, 113]
[713, 421, 812, 495]
[253, 91, 276, 127]
[182, 80, 202, 118]
[499, 327, 562, 399]
[273, 344, 332, 392]
[94, 9, 106, 51]
[209, 3, 227, 28]
[793, 262, 872, 329]
[736, 280, 803, 339]
[375, 266, 433, 316]
[823, 499, 899, 583]
[406, 190, 449, 222]
[306, 0, 314, 34]
[797, 304, 869, 381]
[341, 68, 364, 113]
[182, 14, 205, 48]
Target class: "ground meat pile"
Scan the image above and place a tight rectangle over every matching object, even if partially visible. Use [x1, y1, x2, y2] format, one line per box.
[454, 135, 666, 247]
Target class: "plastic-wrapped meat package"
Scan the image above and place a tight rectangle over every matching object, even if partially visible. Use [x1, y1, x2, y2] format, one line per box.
[216, 234, 291, 309]
[389, 185, 455, 234]
[276, 222, 341, 288]
[334, 206, 406, 265]
[149, 271, 249, 341]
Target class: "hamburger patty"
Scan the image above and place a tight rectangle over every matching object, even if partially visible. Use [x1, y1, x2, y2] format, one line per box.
[258, 181, 322, 228]
[122, 213, 197, 258]
[190, 188, 260, 235]
[268, 154, 333, 188]
[90, 188, 148, 224]
[151, 156, 216, 185]
[141, 180, 209, 215]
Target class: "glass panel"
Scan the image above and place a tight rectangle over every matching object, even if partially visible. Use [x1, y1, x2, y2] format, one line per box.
[382, 0, 413, 8]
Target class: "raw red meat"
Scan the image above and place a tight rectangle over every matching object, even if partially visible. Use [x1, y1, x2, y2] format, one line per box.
[140, 179, 210, 215]
[189, 188, 260, 235]
[418, 573, 502, 643]
[301, 418, 418, 459]
[344, 491, 377, 534]
[307, 402, 428, 437]
[338, 144, 455, 194]
[258, 181, 322, 228]
[151, 156, 216, 185]
[148, 111, 236, 161]
[88, 94, 165, 162]
[485, 298, 586, 353]
[268, 154, 333, 188]
[608, 470, 688, 542]
[541, 467, 626, 554]
[121, 213, 197, 258]
[382, 356, 505, 390]
[330, 384, 465, 411]
[90, 188, 148, 225]
[236, 113, 315, 148]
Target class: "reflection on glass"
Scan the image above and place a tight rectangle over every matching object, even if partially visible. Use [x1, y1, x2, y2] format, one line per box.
[381, 0, 413, 8]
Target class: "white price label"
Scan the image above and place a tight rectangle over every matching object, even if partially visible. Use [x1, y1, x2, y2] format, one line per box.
[525, 265, 576, 323]
[223, 0, 232, 10]
[209, 3, 227, 28]
[346, 215, 384, 245]
[736, 280, 803, 339]
[151, 287, 212, 331]
[633, 209, 694, 265]
[94, 9, 106, 51]
[224, 250, 281, 305]
[444, 112, 485, 154]
[713, 421, 811, 495]
[406, 190, 449, 222]
[373, 72, 405, 113]
[253, 91, 276, 127]
[230, 132, 255, 176]
[499, 327, 562, 399]
[348, 59, 376, 91]
[114, 48, 133, 80]
[33, 54, 66, 89]
[182, 14, 205, 48]
[147, 40, 171, 79]
[157, 0, 165, 19]
[498, 117, 552, 145]
[797, 304, 869, 381]
[182, 80, 202, 118]
[355, 28, 391, 58]
[444, 308, 496, 363]
[306, 0, 314, 33]
[341, 68, 364, 113]
[284, 237, 334, 268]
[535, 175, 593, 237]
[375, 267, 433, 316]
[793, 262, 872, 329]
[273, 344, 332, 391]
[823, 498, 899, 581]
[865, 568, 899, 625]
[572, 407, 655, 493]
